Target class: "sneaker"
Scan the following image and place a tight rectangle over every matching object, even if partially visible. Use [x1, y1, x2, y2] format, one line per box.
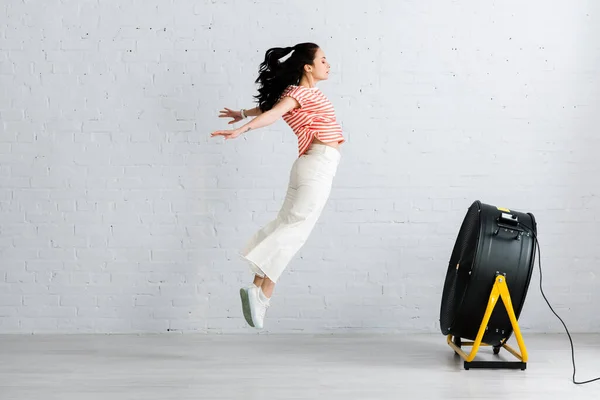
[239, 286, 255, 327]
[247, 286, 269, 329]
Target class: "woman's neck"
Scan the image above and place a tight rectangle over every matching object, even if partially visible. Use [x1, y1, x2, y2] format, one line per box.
[298, 76, 317, 88]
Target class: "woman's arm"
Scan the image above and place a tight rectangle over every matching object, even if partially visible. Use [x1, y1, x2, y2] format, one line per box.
[244, 106, 263, 117]
[238, 97, 298, 134]
[211, 97, 299, 140]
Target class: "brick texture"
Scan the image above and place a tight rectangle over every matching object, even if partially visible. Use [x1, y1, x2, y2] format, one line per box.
[0, 0, 599, 333]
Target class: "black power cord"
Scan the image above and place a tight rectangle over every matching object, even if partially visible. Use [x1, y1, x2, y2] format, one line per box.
[519, 222, 600, 385]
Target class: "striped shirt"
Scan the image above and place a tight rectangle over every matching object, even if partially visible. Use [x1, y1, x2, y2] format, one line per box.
[280, 85, 345, 156]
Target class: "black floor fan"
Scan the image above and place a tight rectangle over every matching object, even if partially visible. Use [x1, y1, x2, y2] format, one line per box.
[439, 200, 537, 370]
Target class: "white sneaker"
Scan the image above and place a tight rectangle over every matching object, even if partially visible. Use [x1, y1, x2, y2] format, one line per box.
[247, 286, 270, 329]
[239, 285, 255, 327]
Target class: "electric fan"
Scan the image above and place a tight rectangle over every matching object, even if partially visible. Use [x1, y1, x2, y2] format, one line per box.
[439, 200, 537, 369]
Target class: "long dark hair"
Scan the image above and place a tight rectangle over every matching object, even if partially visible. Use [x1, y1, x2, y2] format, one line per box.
[253, 43, 319, 112]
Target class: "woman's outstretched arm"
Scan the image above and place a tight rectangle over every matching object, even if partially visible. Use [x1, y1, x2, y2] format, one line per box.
[244, 106, 263, 117]
[211, 97, 298, 140]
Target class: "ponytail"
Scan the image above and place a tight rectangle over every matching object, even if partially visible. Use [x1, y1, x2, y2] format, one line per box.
[262, 46, 294, 72]
[253, 43, 319, 112]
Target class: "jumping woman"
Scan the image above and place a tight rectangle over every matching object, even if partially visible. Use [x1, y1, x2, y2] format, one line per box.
[210, 42, 345, 329]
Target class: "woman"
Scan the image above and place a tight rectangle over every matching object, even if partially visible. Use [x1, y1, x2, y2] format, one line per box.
[211, 43, 345, 329]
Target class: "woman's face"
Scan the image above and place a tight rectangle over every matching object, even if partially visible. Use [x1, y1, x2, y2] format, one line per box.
[308, 47, 330, 81]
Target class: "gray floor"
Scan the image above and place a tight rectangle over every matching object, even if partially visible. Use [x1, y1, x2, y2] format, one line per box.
[0, 333, 599, 399]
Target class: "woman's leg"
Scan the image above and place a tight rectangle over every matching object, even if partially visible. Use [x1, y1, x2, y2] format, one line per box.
[253, 274, 264, 288]
[260, 276, 275, 298]
[239, 160, 300, 328]
[240, 145, 340, 327]
[257, 149, 339, 299]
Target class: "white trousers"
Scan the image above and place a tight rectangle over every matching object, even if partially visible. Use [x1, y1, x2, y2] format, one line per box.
[239, 143, 341, 283]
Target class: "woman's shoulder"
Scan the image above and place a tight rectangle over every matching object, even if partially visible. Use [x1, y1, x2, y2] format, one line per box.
[285, 84, 319, 92]
[281, 85, 315, 100]
[284, 84, 305, 93]
[282, 85, 299, 95]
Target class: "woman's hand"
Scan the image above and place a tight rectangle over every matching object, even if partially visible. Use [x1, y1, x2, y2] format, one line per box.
[218, 107, 243, 124]
[210, 128, 243, 140]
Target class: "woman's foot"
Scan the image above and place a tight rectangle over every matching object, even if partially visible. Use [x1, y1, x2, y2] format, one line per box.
[239, 285, 256, 327]
[240, 284, 271, 329]
[241, 285, 270, 329]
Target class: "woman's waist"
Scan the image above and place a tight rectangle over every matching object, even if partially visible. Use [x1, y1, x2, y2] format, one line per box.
[304, 141, 342, 160]
[312, 136, 342, 149]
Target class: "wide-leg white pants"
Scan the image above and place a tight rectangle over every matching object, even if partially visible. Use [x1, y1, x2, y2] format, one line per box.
[239, 143, 341, 283]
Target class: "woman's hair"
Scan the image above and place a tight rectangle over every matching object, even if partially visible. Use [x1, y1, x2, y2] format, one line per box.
[253, 42, 320, 112]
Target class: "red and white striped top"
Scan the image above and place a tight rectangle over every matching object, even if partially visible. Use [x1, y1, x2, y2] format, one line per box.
[280, 85, 345, 156]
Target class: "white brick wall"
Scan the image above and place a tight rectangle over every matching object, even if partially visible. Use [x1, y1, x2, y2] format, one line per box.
[1, 0, 599, 334]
